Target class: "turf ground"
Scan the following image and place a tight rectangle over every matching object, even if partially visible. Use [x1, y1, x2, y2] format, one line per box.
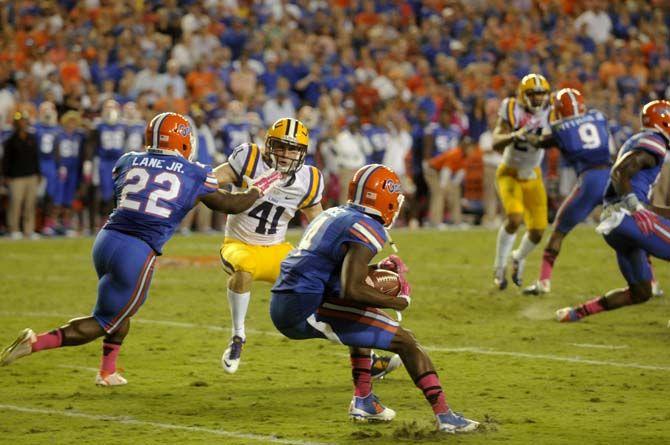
[0, 226, 669, 444]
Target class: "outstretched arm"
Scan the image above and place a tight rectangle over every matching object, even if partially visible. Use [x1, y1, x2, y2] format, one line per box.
[212, 162, 238, 187]
[340, 243, 409, 311]
[199, 188, 261, 214]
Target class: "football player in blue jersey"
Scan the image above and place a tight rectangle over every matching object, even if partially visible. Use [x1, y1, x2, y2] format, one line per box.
[556, 101, 670, 322]
[34, 101, 62, 235]
[54, 111, 86, 235]
[523, 88, 615, 295]
[270, 164, 479, 433]
[0, 112, 282, 386]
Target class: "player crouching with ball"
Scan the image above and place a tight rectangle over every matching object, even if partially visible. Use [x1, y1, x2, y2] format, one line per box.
[269, 164, 479, 433]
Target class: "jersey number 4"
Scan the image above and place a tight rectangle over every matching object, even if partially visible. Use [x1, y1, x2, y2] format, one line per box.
[248, 201, 285, 235]
[118, 167, 181, 218]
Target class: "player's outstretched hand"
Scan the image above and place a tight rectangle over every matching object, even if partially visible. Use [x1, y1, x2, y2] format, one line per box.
[246, 169, 283, 196]
[377, 254, 409, 274]
[632, 208, 658, 235]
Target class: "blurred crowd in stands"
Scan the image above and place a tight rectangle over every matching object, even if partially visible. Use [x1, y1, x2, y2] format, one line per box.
[1, 0, 669, 238]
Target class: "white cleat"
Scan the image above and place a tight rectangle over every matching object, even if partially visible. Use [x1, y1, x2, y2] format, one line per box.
[221, 336, 245, 374]
[436, 410, 480, 433]
[95, 371, 128, 386]
[652, 280, 664, 298]
[371, 352, 402, 380]
[0, 328, 35, 366]
[494, 267, 508, 290]
[348, 393, 396, 422]
[522, 279, 551, 295]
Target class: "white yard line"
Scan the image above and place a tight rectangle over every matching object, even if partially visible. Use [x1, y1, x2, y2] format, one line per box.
[2, 311, 669, 372]
[57, 365, 99, 372]
[423, 346, 670, 372]
[0, 404, 330, 445]
[568, 343, 629, 350]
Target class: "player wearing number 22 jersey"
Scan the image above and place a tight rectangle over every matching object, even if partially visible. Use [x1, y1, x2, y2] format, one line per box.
[0, 113, 281, 386]
[523, 88, 614, 295]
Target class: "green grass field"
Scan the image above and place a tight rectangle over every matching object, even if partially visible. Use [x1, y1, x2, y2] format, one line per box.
[0, 226, 669, 444]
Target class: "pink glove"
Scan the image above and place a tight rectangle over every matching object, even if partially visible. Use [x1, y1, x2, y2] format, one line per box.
[377, 254, 409, 274]
[248, 170, 283, 196]
[397, 275, 411, 309]
[632, 208, 658, 235]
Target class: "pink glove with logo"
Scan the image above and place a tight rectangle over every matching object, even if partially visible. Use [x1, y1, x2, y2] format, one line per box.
[632, 208, 658, 235]
[377, 254, 409, 274]
[247, 169, 283, 196]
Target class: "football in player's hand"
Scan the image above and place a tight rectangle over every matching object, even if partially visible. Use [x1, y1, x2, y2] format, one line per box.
[365, 269, 400, 296]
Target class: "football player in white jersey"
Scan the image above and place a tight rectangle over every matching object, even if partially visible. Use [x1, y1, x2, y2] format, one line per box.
[492, 74, 555, 289]
[213, 118, 400, 377]
[213, 118, 321, 374]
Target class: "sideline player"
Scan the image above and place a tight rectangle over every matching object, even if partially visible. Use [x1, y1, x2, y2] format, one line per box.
[270, 164, 479, 433]
[522, 88, 614, 295]
[556, 101, 670, 322]
[492, 74, 554, 289]
[0, 112, 281, 385]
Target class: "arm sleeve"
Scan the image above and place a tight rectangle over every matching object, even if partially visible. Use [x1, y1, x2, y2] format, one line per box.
[227, 143, 260, 187]
[635, 135, 667, 164]
[346, 218, 387, 255]
[299, 167, 325, 208]
[498, 98, 516, 128]
[194, 164, 220, 198]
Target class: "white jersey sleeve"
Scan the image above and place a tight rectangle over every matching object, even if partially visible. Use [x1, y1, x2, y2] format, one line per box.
[227, 142, 262, 187]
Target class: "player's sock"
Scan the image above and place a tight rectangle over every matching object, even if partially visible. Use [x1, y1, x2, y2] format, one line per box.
[414, 371, 449, 415]
[227, 288, 250, 339]
[100, 341, 121, 374]
[575, 297, 607, 318]
[31, 329, 63, 352]
[494, 225, 516, 269]
[539, 248, 558, 282]
[350, 353, 372, 397]
[512, 232, 538, 261]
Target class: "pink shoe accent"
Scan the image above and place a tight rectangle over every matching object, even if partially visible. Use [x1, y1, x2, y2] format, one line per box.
[101, 342, 121, 374]
[416, 372, 449, 415]
[539, 249, 557, 282]
[581, 297, 605, 316]
[31, 329, 62, 352]
[350, 354, 372, 397]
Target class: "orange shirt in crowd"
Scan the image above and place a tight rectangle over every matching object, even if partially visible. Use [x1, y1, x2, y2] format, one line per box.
[186, 70, 217, 100]
[154, 96, 190, 115]
[60, 61, 82, 87]
[428, 147, 464, 172]
[598, 60, 626, 84]
[463, 147, 484, 201]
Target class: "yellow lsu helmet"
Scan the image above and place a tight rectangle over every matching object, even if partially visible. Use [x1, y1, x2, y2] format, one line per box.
[517, 73, 551, 113]
[265, 117, 309, 175]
